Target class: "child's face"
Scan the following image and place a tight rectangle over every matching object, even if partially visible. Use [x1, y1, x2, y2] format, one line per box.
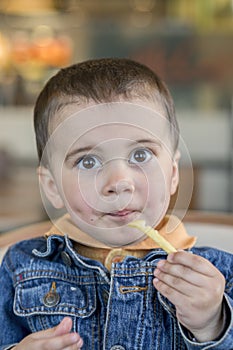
[40, 102, 179, 247]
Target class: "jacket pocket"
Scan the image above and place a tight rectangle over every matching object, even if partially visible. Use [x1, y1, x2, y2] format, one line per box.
[14, 277, 96, 332]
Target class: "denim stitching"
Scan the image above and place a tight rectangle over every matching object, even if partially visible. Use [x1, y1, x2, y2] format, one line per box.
[119, 285, 148, 294]
[103, 273, 114, 348]
[14, 284, 96, 316]
[137, 273, 148, 350]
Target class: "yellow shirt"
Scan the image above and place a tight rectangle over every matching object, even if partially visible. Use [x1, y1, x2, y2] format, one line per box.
[46, 214, 196, 270]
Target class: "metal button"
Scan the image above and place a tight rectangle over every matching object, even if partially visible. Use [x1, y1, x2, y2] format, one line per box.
[43, 291, 60, 307]
[110, 346, 125, 350]
[43, 282, 60, 307]
[61, 251, 72, 266]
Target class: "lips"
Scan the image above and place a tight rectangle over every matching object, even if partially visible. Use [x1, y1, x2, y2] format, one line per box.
[105, 209, 140, 224]
[108, 210, 134, 217]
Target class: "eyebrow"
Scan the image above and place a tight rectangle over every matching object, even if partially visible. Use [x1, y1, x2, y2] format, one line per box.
[134, 139, 162, 147]
[65, 146, 96, 162]
[65, 139, 161, 162]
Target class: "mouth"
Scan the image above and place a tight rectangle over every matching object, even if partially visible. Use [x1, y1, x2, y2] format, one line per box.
[106, 209, 139, 222]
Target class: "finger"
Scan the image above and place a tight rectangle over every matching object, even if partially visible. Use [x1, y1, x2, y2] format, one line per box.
[167, 251, 219, 277]
[62, 338, 83, 350]
[54, 317, 73, 336]
[38, 332, 82, 350]
[30, 317, 73, 340]
[154, 266, 200, 295]
[63, 337, 84, 350]
[77, 337, 84, 348]
[153, 276, 191, 305]
[155, 259, 211, 287]
[153, 263, 224, 308]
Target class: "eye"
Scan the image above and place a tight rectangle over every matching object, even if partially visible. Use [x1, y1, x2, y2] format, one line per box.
[129, 148, 153, 164]
[76, 155, 102, 170]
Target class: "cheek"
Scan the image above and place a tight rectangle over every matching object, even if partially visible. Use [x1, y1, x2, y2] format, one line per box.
[61, 172, 92, 211]
[145, 162, 170, 197]
[62, 183, 95, 220]
[142, 163, 173, 224]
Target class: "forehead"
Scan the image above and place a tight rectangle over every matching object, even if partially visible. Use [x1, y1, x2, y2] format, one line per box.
[50, 98, 165, 133]
[44, 102, 173, 164]
[71, 123, 160, 145]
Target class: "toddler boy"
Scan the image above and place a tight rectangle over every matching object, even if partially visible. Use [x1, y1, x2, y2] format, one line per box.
[0, 58, 232, 350]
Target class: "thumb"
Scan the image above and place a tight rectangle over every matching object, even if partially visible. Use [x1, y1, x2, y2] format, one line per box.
[29, 317, 72, 340]
[54, 317, 73, 336]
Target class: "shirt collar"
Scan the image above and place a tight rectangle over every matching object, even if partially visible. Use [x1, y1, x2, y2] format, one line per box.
[46, 213, 196, 251]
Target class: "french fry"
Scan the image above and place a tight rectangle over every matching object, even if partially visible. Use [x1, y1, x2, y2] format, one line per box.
[128, 220, 177, 254]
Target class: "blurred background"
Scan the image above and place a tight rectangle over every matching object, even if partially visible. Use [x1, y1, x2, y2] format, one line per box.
[0, 0, 232, 232]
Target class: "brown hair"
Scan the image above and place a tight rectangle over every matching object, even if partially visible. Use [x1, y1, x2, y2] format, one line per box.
[34, 58, 179, 163]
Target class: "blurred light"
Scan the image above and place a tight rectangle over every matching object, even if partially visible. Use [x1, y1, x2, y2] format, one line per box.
[1, 0, 55, 15]
[32, 25, 54, 47]
[131, 0, 155, 12]
[0, 33, 10, 68]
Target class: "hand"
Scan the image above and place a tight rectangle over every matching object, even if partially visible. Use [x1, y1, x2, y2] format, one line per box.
[13, 317, 83, 350]
[153, 251, 226, 342]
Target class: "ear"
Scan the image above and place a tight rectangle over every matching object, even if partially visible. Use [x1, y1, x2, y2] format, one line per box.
[170, 150, 180, 195]
[37, 166, 64, 209]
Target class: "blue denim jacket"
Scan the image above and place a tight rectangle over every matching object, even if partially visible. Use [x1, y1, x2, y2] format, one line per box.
[0, 234, 232, 350]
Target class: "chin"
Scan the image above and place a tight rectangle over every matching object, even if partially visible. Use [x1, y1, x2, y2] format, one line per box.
[71, 215, 145, 246]
[101, 234, 145, 248]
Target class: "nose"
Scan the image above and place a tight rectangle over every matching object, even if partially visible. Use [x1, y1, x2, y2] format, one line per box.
[101, 161, 135, 197]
